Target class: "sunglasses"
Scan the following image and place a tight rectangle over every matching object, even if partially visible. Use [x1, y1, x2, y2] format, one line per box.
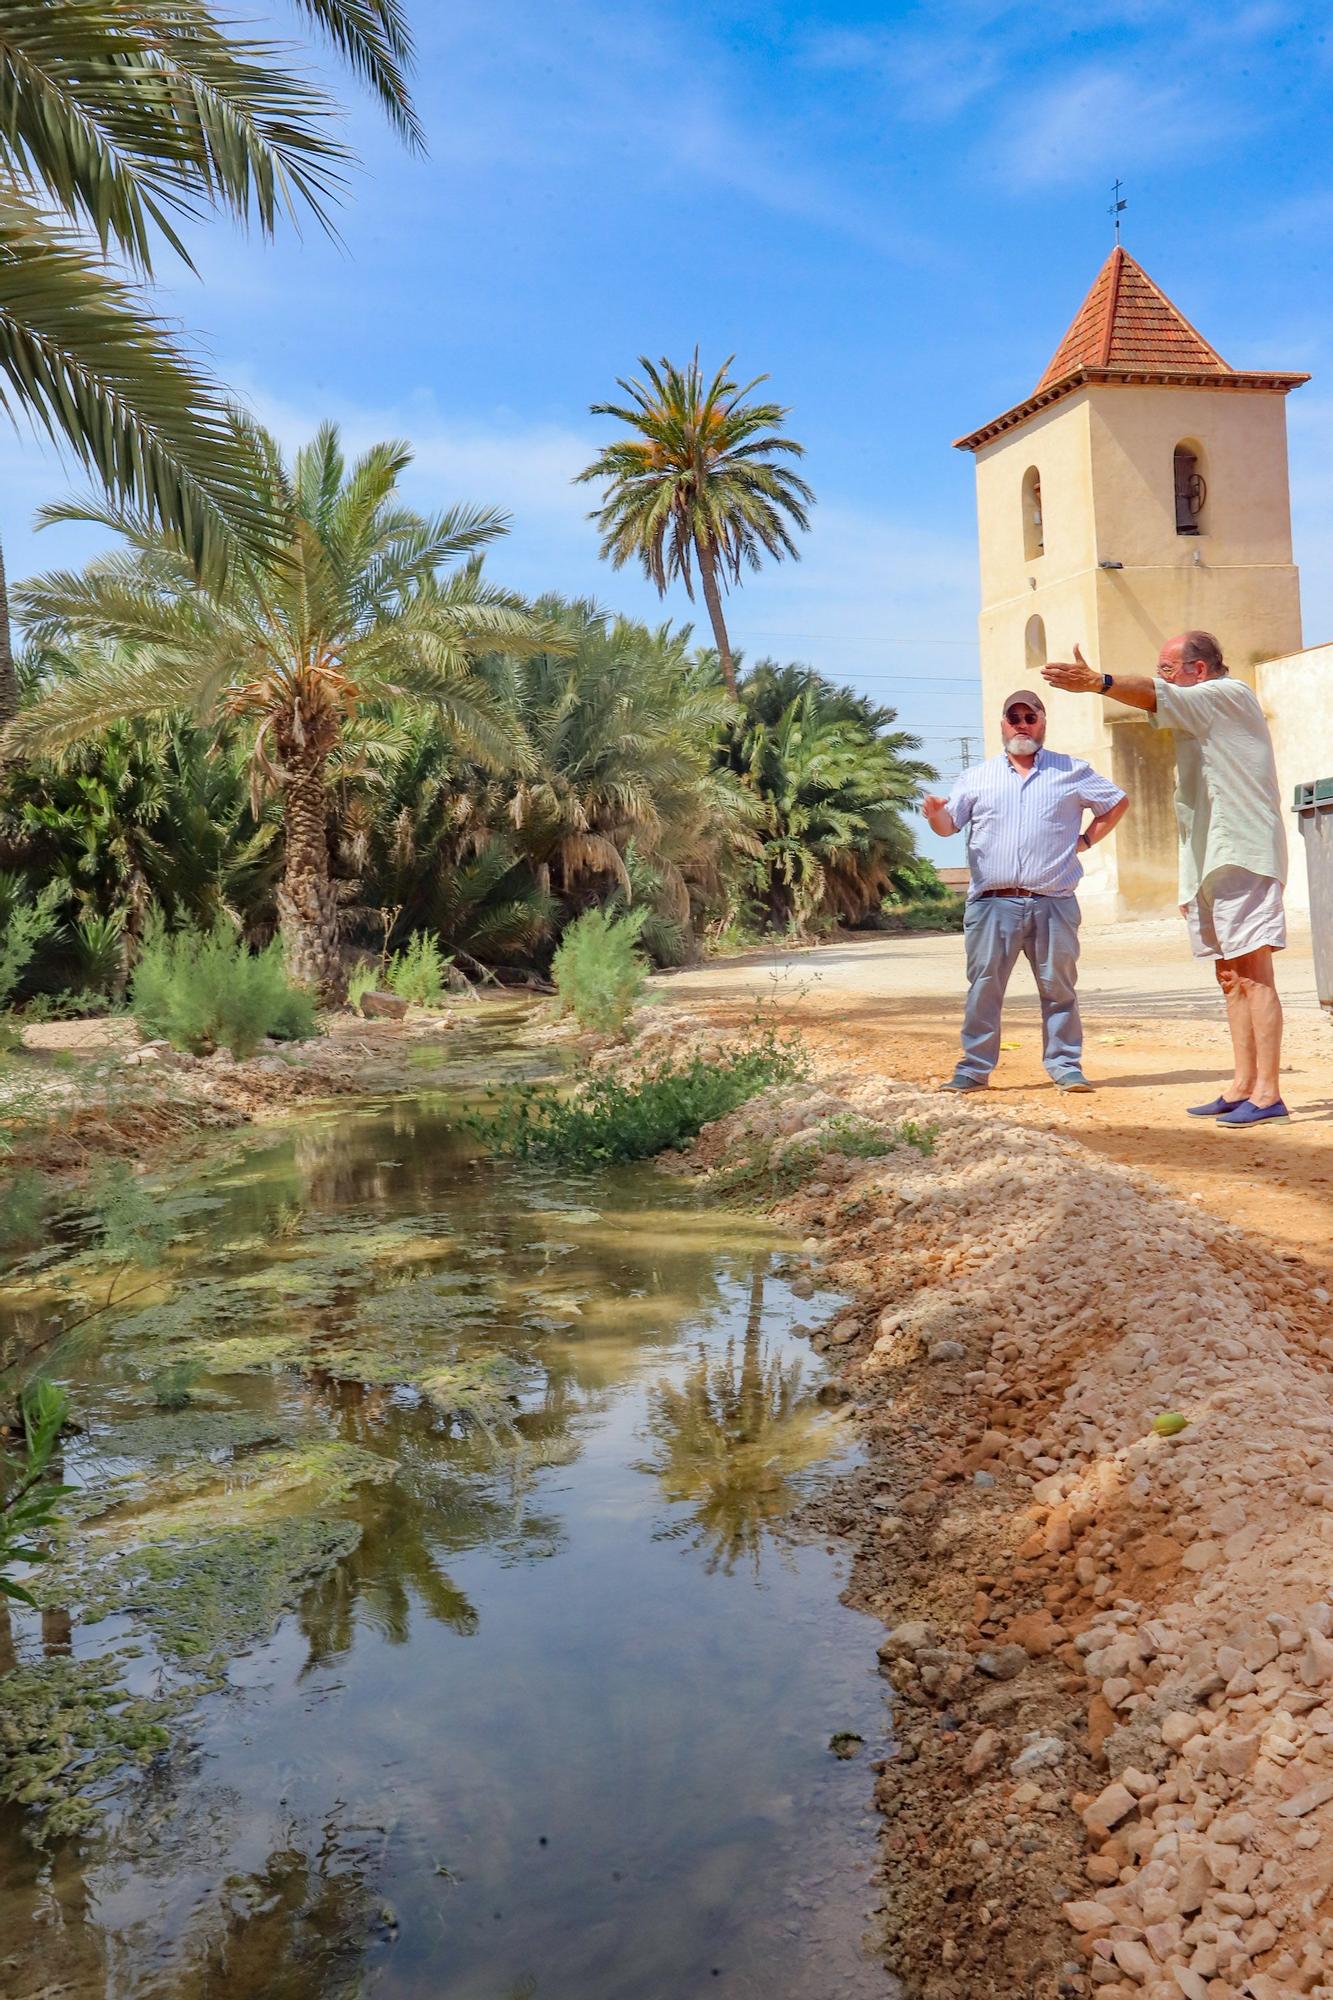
[1005, 708, 1041, 725]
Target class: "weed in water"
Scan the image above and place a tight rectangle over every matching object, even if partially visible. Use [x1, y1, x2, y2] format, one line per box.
[130, 920, 316, 1059]
[1, 1379, 74, 1608]
[551, 908, 649, 1035]
[150, 1360, 201, 1411]
[465, 1031, 805, 1169]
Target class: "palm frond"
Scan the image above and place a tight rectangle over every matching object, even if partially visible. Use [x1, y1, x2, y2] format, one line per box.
[0, 197, 276, 579]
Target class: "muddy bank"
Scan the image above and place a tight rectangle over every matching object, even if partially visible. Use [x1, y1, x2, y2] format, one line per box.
[627, 1007, 1333, 2000]
[2, 1004, 493, 1177]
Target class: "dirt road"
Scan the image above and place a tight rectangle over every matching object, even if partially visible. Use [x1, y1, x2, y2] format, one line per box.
[657, 917, 1332, 1269]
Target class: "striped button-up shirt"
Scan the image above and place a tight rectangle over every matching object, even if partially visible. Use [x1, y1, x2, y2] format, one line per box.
[946, 749, 1125, 899]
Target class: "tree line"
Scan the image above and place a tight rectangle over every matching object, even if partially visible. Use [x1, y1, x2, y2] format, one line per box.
[0, 5, 939, 1007]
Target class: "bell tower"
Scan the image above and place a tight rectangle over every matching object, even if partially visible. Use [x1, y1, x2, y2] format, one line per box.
[954, 247, 1308, 916]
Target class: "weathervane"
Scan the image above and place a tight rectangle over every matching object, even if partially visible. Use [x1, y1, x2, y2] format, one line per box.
[1109, 178, 1127, 242]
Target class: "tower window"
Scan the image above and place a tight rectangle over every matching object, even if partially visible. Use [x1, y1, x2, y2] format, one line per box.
[1022, 466, 1044, 559]
[1174, 442, 1208, 536]
[1025, 615, 1046, 675]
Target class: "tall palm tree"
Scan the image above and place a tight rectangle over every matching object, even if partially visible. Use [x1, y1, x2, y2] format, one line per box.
[577, 352, 813, 699]
[12, 423, 540, 999]
[0, 1, 420, 726]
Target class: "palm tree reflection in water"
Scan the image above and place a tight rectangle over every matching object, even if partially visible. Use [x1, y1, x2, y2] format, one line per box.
[637, 1263, 832, 1574]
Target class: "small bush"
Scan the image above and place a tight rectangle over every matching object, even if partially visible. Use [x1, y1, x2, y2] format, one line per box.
[130, 923, 316, 1059]
[67, 911, 127, 995]
[0, 885, 62, 1010]
[346, 962, 379, 1010]
[0, 1168, 44, 1251]
[883, 892, 967, 934]
[386, 932, 450, 1007]
[551, 908, 648, 1035]
[465, 1031, 804, 1169]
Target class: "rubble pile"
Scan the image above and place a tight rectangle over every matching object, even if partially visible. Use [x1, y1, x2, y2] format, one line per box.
[682, 1037, 1332, 2000]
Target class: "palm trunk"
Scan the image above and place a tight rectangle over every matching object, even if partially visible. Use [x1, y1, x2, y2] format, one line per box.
[0, 537, 18, 742]
[276, 752, 344, 1003]
[695, 537, 737, 699]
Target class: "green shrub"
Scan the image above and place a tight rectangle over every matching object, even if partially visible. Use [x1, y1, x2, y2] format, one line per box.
[465, 1031, 804, 1169]
[67, 910, 127, 994]
[1, 1380, 73, 1608]
[883, 891, 967, 933]
[551, 908, 649, 1035]
[130, 923, 316, 1059]
[346, 961, 380, 1010]
[0, 1168, 44, 1251]
[386, 931, 450, 1007]
[0, 884, 63, 1010]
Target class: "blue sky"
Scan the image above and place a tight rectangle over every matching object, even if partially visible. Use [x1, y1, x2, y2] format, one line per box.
[8, 0, 1333, 859]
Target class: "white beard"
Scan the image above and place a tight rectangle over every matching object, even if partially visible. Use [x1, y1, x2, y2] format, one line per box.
[1007, 734, 1040, 757]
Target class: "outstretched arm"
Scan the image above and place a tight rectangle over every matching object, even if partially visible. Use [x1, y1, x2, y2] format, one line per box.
[1042, 645, 1158, 713]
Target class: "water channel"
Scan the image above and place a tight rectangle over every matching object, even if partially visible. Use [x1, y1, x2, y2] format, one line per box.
[0, 1021, 891, 1999]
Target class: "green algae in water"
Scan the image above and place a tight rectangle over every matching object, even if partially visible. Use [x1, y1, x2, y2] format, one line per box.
[0, 1656, 182, 1842]
[119, 1515, 365, 1659]
[93, 1408, 288, 1463]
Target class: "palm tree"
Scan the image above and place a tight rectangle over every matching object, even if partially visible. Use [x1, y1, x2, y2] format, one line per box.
[0, 1, 420, 726]
[336, 599, 759, 969]
[11, 423, 540, 1000]
[728, 667, 934, 932]
[577, 352, 813, 699]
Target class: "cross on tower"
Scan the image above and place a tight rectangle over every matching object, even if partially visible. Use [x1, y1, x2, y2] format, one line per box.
[1109, 178, 1127, 242]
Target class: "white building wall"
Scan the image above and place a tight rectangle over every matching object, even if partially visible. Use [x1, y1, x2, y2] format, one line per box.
[1256, 642, 1333, 916]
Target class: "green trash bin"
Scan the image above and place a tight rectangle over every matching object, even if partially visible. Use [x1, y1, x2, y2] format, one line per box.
[1294, 777, 1333, 1012]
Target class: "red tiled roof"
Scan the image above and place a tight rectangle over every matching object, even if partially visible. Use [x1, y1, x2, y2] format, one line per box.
[954, 247, 1308, 453]
[1035, 247, 1231, 386]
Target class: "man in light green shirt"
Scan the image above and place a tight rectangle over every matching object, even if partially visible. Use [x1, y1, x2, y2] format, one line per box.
[1042, 631, 1290, 1127]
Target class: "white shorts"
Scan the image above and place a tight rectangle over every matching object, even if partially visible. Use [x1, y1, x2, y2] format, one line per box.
[1184, 867, 1287, 960]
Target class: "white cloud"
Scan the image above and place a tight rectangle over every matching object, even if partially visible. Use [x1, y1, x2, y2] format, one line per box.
[985, 64, 1202, 190]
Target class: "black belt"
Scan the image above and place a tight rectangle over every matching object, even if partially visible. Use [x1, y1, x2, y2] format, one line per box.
[978, 887, 1048, 899]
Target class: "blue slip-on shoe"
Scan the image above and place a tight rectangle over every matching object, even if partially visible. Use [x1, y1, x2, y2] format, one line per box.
[1187, 1095, 1247, 1118]
[1216, 1098, 1290, 1128]
[939, 1074, 988, 1093]
[1054, 1070, 1094, 1094]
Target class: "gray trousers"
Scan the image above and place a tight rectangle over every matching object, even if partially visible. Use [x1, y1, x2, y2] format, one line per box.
[956, 893, 1083, 1081]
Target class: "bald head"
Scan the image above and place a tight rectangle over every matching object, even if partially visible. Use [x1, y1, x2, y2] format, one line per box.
[1157, 631, 1228, 686]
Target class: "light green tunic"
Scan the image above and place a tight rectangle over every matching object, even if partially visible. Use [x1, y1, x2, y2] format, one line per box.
[1148, 678, 1287, 902]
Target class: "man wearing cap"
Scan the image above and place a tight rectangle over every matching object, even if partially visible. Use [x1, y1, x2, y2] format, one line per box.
[921, 690, 1128, 1093]
[1043, 632, 1290, 1127]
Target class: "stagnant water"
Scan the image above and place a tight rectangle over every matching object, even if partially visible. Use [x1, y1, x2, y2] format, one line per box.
[0, 1025, 891, 1999]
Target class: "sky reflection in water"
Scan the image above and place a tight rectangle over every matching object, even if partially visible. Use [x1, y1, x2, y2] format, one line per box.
[0, 1043, 890, 2000]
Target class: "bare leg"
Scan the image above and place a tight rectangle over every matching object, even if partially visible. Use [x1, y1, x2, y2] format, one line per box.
[1214, 959, 1255, 1100]
[1216, 947, 1282, 1106]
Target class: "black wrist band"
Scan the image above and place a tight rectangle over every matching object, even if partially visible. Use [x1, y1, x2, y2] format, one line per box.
[1101, 673, 1113, 693]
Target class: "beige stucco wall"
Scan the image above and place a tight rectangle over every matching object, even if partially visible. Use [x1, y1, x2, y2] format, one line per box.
[969, 380, 1305, 920]
[1256, 641, 1333, 916]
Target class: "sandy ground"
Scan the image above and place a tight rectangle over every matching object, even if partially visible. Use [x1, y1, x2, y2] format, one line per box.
[654, 917, 1332, 1271]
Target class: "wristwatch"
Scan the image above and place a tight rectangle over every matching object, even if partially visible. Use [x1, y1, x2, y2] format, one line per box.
[1101, 673, 1114, 693]
[1078, 833, 1091, 851]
